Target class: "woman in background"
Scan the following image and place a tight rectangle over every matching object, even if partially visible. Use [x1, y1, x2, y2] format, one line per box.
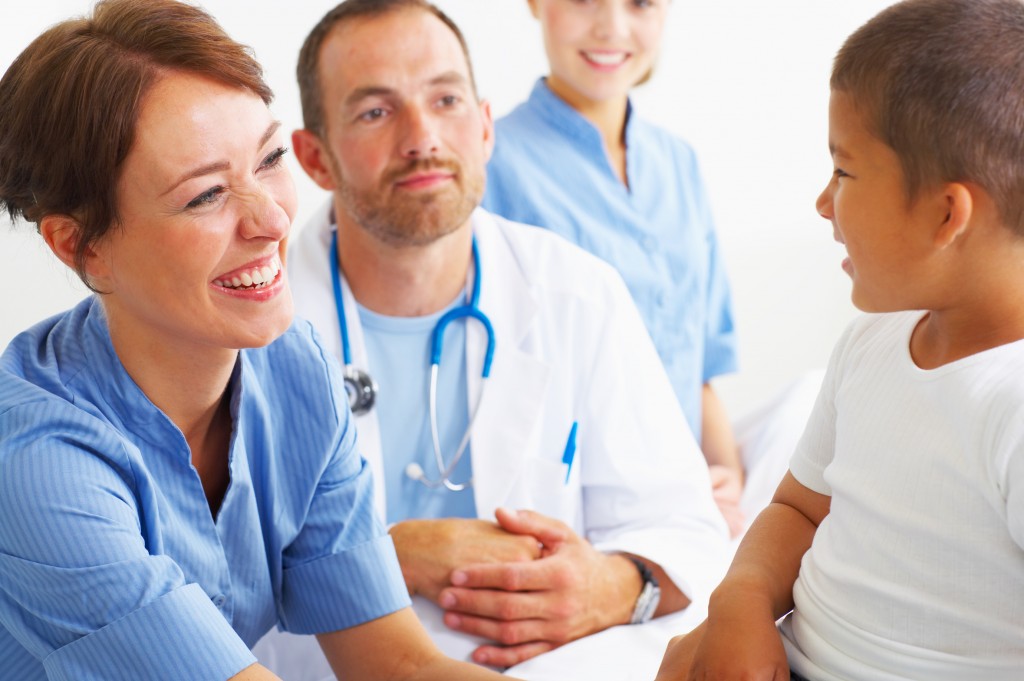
[0, 1, 514, 679]
[482, 0, 745, 534]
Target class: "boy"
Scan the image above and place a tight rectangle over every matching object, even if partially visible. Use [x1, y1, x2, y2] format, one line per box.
[655, 0, 1024, 679]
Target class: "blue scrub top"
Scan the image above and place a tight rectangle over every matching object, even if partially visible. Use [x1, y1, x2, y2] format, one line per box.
[0, 298, 409, 681]
[483, 79, 738, 439]
[358, 294, 477, 524]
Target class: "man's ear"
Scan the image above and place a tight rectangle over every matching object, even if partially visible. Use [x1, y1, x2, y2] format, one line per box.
[292, 129, 338, 191]
[933, 182, 974, 249]
[479, 98, 495, 163]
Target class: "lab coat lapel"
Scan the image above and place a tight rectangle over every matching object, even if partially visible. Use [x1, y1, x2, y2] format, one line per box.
[341, 280, 387, 520]
[467, 211, 551, 520]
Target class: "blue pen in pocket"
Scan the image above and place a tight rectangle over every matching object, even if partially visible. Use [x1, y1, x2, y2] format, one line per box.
[562, 421, 578, 485]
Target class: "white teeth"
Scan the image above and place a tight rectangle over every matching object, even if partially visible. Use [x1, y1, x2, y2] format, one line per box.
[584, 51, 627, 66]
[218, 259, 281, 290]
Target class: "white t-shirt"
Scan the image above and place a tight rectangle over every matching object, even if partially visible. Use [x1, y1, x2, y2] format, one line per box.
[781, 312, 1024, 681]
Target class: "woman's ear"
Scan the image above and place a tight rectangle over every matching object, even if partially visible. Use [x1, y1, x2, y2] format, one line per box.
[39, 214, 85, 271]
[39, 214, 107, 285]
[933, 182, 973, 249]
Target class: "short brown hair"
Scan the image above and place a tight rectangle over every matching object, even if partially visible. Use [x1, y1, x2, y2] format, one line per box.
[0, 0, 273, 290]
[297, 0, 477, 136]
[833, 0, 1024, 234]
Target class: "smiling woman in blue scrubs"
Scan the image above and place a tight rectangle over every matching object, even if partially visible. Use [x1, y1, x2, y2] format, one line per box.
[482, 0, 744, 535]
[0, 2, 512, 680]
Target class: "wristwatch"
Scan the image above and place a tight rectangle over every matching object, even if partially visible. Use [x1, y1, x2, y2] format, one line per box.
[626, 556, 661, 624]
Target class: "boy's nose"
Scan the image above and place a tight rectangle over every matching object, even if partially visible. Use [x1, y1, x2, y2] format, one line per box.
[816, 183, 834, 221]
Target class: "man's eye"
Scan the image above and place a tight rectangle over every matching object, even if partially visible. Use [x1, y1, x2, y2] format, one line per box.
[360, 108, 388, 121]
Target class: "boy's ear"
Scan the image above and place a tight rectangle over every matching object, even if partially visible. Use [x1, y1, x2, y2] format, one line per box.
[292, 129, 338, 191]
[933, 182, 974, 249]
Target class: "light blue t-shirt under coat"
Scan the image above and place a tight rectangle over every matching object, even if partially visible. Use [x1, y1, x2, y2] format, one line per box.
[0, 298, 410, 681]
[483, 79, 738, 440]
[359, 294, 476, 524]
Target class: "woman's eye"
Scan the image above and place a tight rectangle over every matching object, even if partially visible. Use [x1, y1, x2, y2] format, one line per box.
[185, 186, 225, 210]
[260, 146, 289, 170]
[439, 95, 460, 107]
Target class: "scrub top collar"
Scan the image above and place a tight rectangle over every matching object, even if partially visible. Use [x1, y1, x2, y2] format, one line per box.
[73, 298, 240, 459]
[530, 77, 636, 155]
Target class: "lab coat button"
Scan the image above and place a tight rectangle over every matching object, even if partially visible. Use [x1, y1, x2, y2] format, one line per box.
[212, 594, 227, 607]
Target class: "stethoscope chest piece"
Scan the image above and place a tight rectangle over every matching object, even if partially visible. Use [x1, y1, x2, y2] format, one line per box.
[343, 365, 377, 416]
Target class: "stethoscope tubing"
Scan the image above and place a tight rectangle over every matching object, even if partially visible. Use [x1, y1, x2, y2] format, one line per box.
[330, 228, 494, 490]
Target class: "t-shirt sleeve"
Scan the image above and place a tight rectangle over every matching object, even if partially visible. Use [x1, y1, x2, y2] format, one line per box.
[0, 405, 254, 681]
[787, 321, 868, 496]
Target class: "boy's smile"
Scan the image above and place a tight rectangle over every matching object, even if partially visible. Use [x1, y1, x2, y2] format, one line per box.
[816, 90, 948, 313]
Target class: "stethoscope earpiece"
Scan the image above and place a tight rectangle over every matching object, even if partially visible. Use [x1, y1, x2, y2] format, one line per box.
[404, 462, 426, 481]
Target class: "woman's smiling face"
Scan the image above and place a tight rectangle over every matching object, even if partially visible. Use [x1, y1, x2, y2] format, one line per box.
[529, 0, 668, 108]
[91, 71, 297, 355]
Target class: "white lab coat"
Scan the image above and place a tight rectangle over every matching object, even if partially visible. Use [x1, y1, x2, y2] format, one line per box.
[253, 203, 731, 677]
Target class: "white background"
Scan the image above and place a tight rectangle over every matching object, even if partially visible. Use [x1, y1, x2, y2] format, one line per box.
[0, 0, 895, 414]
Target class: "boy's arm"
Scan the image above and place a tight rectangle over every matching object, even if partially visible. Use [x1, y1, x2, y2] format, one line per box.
[656, 472, 831, 681]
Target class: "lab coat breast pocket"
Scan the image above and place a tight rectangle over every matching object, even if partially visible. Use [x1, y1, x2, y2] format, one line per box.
[523, 454, 583, 534]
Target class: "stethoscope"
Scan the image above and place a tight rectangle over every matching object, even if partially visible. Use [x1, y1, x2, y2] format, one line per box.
[329, 229, 496, 491]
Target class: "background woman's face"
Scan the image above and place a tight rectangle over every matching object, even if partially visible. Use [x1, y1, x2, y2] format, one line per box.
[530, 0, 667, 107]
[91, 71, 297, 355]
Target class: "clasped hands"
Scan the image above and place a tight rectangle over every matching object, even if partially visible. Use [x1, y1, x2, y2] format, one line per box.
[388, 508, 641, 668]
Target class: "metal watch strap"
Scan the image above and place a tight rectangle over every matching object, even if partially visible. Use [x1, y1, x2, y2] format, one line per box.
[626, 556, 661, 624]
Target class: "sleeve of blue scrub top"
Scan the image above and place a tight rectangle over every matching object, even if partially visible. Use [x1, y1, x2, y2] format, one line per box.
[277, 342, 410, 635]
[0, 405, 255, 681]
[688, 150, 739, 383]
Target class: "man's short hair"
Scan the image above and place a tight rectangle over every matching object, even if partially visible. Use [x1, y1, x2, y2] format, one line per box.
[297, 0, 478, 137]
[833, 0, 1024, 234]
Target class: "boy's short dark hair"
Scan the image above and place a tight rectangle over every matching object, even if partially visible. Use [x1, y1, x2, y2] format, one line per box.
[833, 0, 1024, 234]
[297, 0, 477, 137]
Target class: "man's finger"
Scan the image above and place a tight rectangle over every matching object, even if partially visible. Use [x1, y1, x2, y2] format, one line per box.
[443, 610, 551, 647]
[471, 640, 555, 669]
[494, 507, 569, 547]
[439, 585, 547, 620]
[451, 556, 560, 592]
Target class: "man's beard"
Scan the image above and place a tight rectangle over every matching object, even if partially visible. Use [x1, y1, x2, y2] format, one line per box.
[337, 157, 484, 248]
